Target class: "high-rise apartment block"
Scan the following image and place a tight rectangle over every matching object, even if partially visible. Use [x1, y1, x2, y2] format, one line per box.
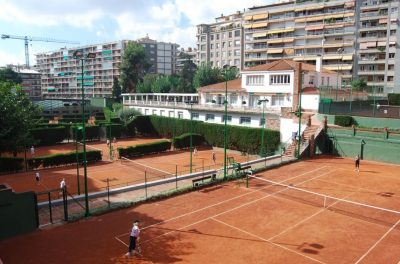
[36, 38, 179, 99]
[196, 12, 244, 68]
[197, 0, 400, 94]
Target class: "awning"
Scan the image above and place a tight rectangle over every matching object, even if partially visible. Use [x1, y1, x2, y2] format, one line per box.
[343, 13, 354, 18]
[253, 13, 268, 20]
[323, 55, 343, 60]
[324, 65, 353, 71]
[342, 55, 353, 60]
[244, 15, 253, 21]
[293, 56, 318, 61]
[306, 5, 324, 11]
[284, 48, 294, 55]
[295, 8, 305, 12]
[324, 24, 344, 29]
[295, 17, 307, 23]
[266, 28, 294, 34]
[391, 18, 398, 22]
[244, 24, 253, 29]
[267, 39, 283, 44]
[283, 38, 294, 43]
[253, 32, 267, 38]
[366, 41, 377, 48]
[267, 48, 283, 54]
[379, 18, 388, 24]
[323, 43, 345, 48]
[344, 1, 355, 7]
[377, 41, 387, 47]
[305, 25, 324, 31]
[359, 42, 369, 49]
[252, 22, 268, 28]
[306, 16, 325, 22]
[390, 41, 397, 45]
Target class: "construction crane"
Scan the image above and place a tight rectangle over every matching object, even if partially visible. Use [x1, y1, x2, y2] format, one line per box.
[1, 34, 80, 67]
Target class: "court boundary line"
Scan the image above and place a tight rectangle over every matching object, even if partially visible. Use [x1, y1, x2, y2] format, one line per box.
[114, 165, 331, 239]
[354, 218, 400, 264]
[265, 187, 362, 242]
[120, 157, 172, 176]
[211, 217, 326, 264]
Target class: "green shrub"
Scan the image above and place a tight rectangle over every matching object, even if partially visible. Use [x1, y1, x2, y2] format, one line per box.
[0, 157, 24, 173]
[125, 116, 157, 136]
[104, 124, 123, 138]
[172, 133, 206, 149]
[388, 93, 400, 105]
[28, 150, 101, 169]
[29, 126, 68, 146]
[118, 140, 171, 158]
[334, 115, 354, 127]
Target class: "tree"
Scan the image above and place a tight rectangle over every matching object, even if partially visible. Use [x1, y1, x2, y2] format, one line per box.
[222, 66, 239, 81]
[177, 54, 197, 93]
[136, 74, 159, 93]
[120, 42, 151, 93]
[153, 75, 179, 93]
[193, 63, 223, 88]
[0, 82, 40, 155]
[351, 79, 368, 92]
[112, 77, 122, 102]
[117, 108, 141, 125]
[0, 68, 22, 84]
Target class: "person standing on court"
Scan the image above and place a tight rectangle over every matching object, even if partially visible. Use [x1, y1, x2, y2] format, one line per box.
[30, 146, 35, 157]
[126, 220, 140, 257]
[194, 147, 198, 156]
[355, 154, 360, 172]
[60, 178, 66, 190]
[212, 151, 216, 164]
[35, 172, 40, 184]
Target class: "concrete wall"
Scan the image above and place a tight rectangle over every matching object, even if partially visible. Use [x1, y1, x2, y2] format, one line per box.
[317, 114, 400, 129]
[302, 94, 319, 111]
[280, 117, 307, 143]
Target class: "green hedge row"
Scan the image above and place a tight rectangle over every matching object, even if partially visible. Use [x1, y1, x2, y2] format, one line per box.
[28, 150, 102, 169]
[388, 93, 400, 105]
[118, 140, 171, 158]
[30, 126, 68, 146]
[129, 116, 280, 155]
[334, 115, 354, 127]
[0, 157, 24, 173]
[172, 133, 206, 149]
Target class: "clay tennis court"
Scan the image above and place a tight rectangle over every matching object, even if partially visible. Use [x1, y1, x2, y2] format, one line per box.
[0, 148, 249, 200]
[1, 156, 399, 263]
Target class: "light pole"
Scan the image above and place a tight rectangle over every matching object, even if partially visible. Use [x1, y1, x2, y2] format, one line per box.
[73, 50, 96, 217]
[297, 71, 304, 159]
[75, 126, 82, 195]
[186, 101, 196, 173]
[257, 99, 269, 157]
[336, 48, 344, 101]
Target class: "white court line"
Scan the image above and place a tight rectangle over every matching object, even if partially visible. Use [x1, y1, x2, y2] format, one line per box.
[123, 167, 338, 246]
[120, 158, 172, 176]
[114, 165, 331, 239]
[266, 187, 362, 242]
[211, 217, 326, 264]
[115, 236, 128, 247]
[354, 218, 400, 264]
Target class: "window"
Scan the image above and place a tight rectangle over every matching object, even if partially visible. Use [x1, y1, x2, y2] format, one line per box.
[259, 118, 265, 126]
[228, 50, 232, 56]
[211, 35, 214, 41]
[271, 95, 285, 106]
[234, 49, 240, 56]
[246, 75, 264, 85]
[229, 32, 232, 38]
[160, 110, 165, 116]
[201, 36, 206, 42]
[309, 75, 315, 85]
[222, 115, 232, 123]
[327, 77, 330, 85]
[235, 30, 240, 37]
[192, 112, 199, 120]
[206, 114, 215, 121]
[234, 59, 240, 66]
[222, 51, 226, 57]
[240, 116, 251, 124]
[200, 45, 206, 51]
[222, 42, 226, 48]
[145, 109, 149, 115]
[210, 52, 214, 58]
[228, 41, 232, 47]
[389, 53, 395, 58]
[216, 34, 220, 40]
[216, 51, 219, 57]
[234, 40, 240, 47]
[222, 33, 226, 39]
[269, 74, 290, 85]
[178, 112, 183, 119]
[321, 77, 324, 85]
[169, 111, 174, 117]
[216, 43, 220, 49]
[210, 44, 214, 49]
[152, 109, 157, 115]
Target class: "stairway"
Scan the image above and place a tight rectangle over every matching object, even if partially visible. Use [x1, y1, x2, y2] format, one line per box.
[284, 125, 320, 157]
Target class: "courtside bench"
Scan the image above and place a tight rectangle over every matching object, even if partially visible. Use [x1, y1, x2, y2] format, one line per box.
[192, 174, 217, 187]
[235, 164, 252, 177]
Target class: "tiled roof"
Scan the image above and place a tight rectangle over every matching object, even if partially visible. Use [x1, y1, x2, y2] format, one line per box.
[242, 59, 336, 74]
[197, 78, 243, 92]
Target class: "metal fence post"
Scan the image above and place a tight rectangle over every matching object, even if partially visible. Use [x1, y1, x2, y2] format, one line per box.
[145, 171, 148, 198]
[62, 187, 68, 221]
[48, 192, 53, 224]
[175, 165, 178, 189]
[107, 178, 110, 208]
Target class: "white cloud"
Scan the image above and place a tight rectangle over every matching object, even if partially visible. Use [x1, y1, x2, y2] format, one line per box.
[0, 50, 25, 66]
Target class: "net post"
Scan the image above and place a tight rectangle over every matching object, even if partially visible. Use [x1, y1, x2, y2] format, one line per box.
[107, 178, 110, 208]
[323, 196, 326, 208]
[145, 171, 148, 198]
[175, 165, 178, 189]
[48, 192, 53, 224]
[63, 187, 68, 221]
[246, 172, 249, 188]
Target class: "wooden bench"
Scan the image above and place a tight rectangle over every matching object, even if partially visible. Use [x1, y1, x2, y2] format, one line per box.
[192, 174, 217, 187]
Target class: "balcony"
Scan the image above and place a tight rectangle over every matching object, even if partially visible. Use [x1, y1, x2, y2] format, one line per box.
[359, 26, 388, 32]
[358, 70, 386, 75]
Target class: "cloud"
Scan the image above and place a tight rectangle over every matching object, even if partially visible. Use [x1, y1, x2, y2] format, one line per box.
[0, 50, 25, 66]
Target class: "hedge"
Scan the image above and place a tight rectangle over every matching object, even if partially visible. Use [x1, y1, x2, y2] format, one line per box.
[29, 126, 68, 146]
[0, 157, 24, 173]
[172, 133, 206, 149]
[388, 93, 400, 105]
[28, 150, 102, 169]
[128, 116, 281, 155]
[334, 115, 354, 127]
[118, 140, 171, 158]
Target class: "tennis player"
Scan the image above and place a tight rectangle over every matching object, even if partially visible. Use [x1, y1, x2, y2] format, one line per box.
[355, 154, 360, 172]
[126, 220, 140, 257]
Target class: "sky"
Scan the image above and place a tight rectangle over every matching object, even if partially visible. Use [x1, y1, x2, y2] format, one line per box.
[0, 0, 275, 67]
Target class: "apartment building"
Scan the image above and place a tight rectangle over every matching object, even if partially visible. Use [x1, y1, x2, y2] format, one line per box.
[196, 12, 244, 68]
[356, 0, 400, 94]
[1, 65, 42, 99]
[36, 38, 179, 100]
[197, 0, 400, 94]
[137, 35, 179, 75]
[177, 47, 197, 72]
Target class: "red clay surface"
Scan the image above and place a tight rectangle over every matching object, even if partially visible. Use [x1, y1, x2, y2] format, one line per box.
[1, 156, 400, 263]
[0, 148, 249, 201]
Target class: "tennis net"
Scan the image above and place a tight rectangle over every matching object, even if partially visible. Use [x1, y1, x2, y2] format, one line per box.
[120, 157, 174, 181]
[248, 176, 400, 227]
